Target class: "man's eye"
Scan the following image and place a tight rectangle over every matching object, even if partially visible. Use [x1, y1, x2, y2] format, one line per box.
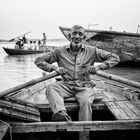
[72, 32, 77, 35]
[79, 32, 84, 36]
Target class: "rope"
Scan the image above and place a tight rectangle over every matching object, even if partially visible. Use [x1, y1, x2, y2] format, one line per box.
[0, 119, 12, 140]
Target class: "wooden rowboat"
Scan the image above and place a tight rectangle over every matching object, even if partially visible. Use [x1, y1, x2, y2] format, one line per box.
[3, 47, 48, 55]
[0, 71, 140, 140]
[59, 26, 140, 64]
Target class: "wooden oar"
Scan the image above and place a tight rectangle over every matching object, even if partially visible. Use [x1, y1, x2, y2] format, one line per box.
[96, 71, 140, 89]
[0, 70, 140, 98]
[0, 72, 59, 98]
[9, 31, 31, 42]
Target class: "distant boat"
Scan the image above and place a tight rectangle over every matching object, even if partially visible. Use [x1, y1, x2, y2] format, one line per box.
[3, 47, 48, 55]
[59, 26, 140, 63]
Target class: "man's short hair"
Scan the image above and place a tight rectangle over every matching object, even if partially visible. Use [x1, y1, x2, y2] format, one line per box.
[71, 25, 84, 31]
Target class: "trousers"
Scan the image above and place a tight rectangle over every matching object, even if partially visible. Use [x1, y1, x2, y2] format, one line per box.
[45, 81, 95, 140]
[45, 81, 95, 121]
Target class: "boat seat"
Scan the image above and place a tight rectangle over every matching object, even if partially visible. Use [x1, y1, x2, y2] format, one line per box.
[38, 91, 105, 113]
[64, 91, 103, 102]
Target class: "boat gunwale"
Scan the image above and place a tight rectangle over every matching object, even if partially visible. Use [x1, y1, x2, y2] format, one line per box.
[11, 120, 140, 133]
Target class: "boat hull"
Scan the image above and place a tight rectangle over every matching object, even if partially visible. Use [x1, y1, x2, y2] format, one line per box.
[1, 72, 140, 140]
[3, 47, 45, 55]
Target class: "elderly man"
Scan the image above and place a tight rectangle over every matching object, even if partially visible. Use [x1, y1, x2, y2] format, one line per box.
[34, 25, 119, 139]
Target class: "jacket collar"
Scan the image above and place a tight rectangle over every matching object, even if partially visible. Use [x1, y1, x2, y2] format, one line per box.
[66, 44, 85, 51]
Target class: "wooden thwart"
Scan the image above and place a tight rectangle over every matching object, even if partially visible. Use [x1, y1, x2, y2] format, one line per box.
[38, 92, 105, 112]
[11, 120, 140, 133]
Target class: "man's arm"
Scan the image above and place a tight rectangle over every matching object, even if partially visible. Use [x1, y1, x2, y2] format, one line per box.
[34, 49, 67, 75]
[89, 48, 120, 74]
[34, 51, 58, 72]
[95, 48, 120, 70]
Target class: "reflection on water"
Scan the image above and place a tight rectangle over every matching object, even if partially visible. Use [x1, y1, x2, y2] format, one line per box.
[4, 54, 37, 64]
[0, 54, 43, 91]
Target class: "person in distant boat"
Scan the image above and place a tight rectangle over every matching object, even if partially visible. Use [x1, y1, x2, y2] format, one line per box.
[17, 35, 27, 48]
[29, 41, 34, 50]
[38, 40, 42, 46]
[34, 41, 39, 50]
[42, 33, 47, 45]
[22, 35, 27, 44]
[23, 42, 29, 50]
[14, 40, 21, 49]
[38, 40, 43, 50]
[34, 25, 120, 140]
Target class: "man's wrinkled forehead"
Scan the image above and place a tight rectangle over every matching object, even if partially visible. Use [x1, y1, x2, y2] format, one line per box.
[71, 25, 85, 33]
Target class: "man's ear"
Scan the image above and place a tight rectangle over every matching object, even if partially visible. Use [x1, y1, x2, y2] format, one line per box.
[83, 35, 86, 40]
[68, 33, 71, 40]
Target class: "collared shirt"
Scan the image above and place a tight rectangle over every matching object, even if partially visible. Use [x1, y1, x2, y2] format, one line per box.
[35, 44, 120, 86]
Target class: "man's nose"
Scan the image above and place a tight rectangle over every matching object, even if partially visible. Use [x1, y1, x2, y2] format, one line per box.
[75, 33, 80, 38]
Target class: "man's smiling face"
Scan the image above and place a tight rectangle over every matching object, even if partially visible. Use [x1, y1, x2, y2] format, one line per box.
[70, 26, 85, 47]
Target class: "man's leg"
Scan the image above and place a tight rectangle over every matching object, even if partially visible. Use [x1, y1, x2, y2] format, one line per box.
[45, 82, 73, 119]
[75, 87, 95, 140]
[75, 87, 95, 121]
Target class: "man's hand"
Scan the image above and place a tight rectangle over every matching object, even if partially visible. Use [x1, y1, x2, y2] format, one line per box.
[54, 67, 67, 75]
[88, 66, 100, 75]
[77, 69, 89, 80]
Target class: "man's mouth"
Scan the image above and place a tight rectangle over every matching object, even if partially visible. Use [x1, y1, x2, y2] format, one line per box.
[73, 39, 81, 44]
[74, 41, 80, 44]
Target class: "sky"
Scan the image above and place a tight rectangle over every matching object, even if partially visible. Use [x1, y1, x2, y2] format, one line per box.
[0, 0, 140, 40]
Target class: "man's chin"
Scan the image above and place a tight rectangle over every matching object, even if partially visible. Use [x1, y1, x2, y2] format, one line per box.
[73, 42, 81, 46]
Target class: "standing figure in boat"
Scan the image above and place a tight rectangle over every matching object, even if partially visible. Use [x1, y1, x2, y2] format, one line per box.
[34, 25, 120, 140]
[42, 33, 47, 46]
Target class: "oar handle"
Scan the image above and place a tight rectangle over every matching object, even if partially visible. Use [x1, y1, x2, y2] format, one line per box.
[9, 31, 31, 42]
[0, 72, 59, 98]
[96, 71, 140, 89]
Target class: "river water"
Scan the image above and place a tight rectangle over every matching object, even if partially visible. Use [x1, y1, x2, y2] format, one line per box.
[0, 41, 140, 92]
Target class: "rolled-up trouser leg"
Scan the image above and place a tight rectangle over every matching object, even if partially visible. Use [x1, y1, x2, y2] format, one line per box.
[45, 82, 73, 113]
[75, 87, 95, 140]
[75, 87, 95, 121]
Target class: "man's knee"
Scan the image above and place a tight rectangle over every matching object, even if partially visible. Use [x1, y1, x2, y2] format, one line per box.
[78, 97, 93, 105]
[47, 82, 60, 89]
[47, 83, 55, 89]
[46, 83, 59, 95]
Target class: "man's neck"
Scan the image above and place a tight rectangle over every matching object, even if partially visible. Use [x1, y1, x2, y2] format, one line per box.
[70, 44, 82, 52]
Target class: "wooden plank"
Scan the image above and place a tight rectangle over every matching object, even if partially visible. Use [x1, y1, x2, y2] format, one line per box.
[0, 121, 9, 140]
[105, 102, 130, 120]
[38, 102, 107, 113]
[5, 96, 37, 108]
[11, 120, 140, 133]
[0, 99, 40, 122]
[0, 99, 40, 116]
[123, 101, 140, 119]
[0, 108, 40, 122]
[116, 101, 140, 120]
[0, 108, 27, 120]
[4, 97, 40, 115]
